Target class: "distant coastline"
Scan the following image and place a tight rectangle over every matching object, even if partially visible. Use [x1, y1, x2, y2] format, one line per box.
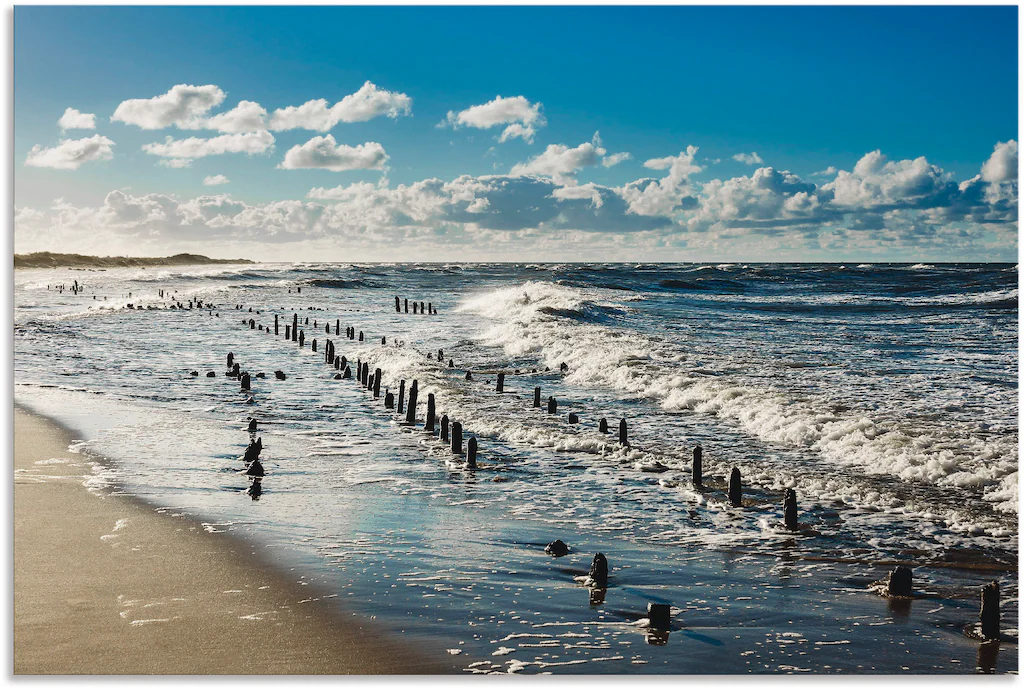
[14, 252, 253, 269]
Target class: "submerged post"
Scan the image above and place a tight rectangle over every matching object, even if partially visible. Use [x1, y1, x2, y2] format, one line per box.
[285, 325, 291, 340]
[451, 421, 463, 454]
[440, 415, 450, 442]
[784, 488, 798, 530]
[619, 419, 628, 446]
[395, 296, 401, 312]
[240, 373, 251, 391]
[405, 381, 418, 424]
[729, 468, 742, 506]
[385, 391, 395, 409]
[599, 418, 609, 433]
[343, 365, 352, 379]
[496, 373, 505, 393]
[589, 553, 608, 589]
[547, 397, 557, 414]
[981, 582, 1001, 640]
[398, 380, 406, 413]
[274, 315, 279, 335]
[534, 387, 541, 408]
[298, 330, 305, 347]
[292, 313, 298, 342]
[467, 437, 477, 468]
[425, 394, 436, 432]
[886, 566, 913, 597]
[373, 368, 382, 397]
[647, 603, 671, 631]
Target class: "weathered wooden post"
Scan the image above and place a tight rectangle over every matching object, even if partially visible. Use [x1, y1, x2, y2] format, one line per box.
[275, 314, 280, 335]
[425, 394, 436, 432]
[373, 368, 382, 398]
[340, 355, 347, 370]
[249, 318, 255, 329]
[405, 381, 418, 424]
[361, 362, 369, 387]
[292, 313, 298, 342]
[335, 319, 339, 335]
[413, 302, 418, 315]
[325, 323, 330, 334]
[381, 336, 386, 345]
[428, 302, 433, 315]
[440, 415, 450, 442]
[547, 396, 557, 414]
[305, 316, 309, 325]
[395, 296, 401, 312]
[729, 468, 742, 506]
[385, 391, 395, 409]
[886, 566, 913, 597]
[227, 352, 234, 368]
[240, 373, 251, 391]
[312, 339, 317, 352]
[589, 553, 608, 588]
[451, 421, 463, 454]
[397, 380, 406, 413]
[981, 581, 1000, 640]
[404, 298, 409, 313]
[648, 603, 671, 630]
[448, 359, 454, 368]
[285, 324, 291, 340]
[359, 331, 364, 342]
[248, 418, 258, 432]
[420, 301, 425, 314]
[343, 365, 352, 379]
[496, 373, 505, 393]
[692, 445, 703, 486]
[619, 419, 628, 445]
[349, 327, 354, 341]
[438, 349, 444, 361]
[334, 356, 341, 369]
[568, 413, 579, 424]
[599, 418, 609, 433]
[298, 330, 305, 347]
[467, 437, 477, 468]
[534, 387, 541, 407]
[784, 488, 798, 530]
[232, 363, 240, 378]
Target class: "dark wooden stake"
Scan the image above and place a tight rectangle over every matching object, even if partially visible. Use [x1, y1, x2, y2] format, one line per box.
[467, 437, 477, 468]
[568, 413, 579, 424]
[647, 603, 671, 630]
[886, 566, 912, 597]
[274, 315, 279, 335]
[292, 313, 298, 342]
[729, 468, 742, 506]
[397, 380, 405, 413]
[395, 296, 401, 312]
[440, 415, 449, 442]
[385, 392, 395, 409]
[784, 488, 798, 530]
[599, 418, 609, 433]
[496, 373, 504, 393]
[451, 421, 463, 454]
[534, 387, 541, 407]
[373, 368, 382, 397]
[981, 581, 1001, 640]
[405, 381, 418, 424]
[692, 445, 702, 486]
[589, 553, 608, 588]
[547, 396, 557, 414]
[618, 418, 628, 445]
[425, 393, 436, 431]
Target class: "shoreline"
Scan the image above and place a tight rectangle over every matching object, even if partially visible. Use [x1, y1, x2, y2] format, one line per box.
[13, 405, 458, 675]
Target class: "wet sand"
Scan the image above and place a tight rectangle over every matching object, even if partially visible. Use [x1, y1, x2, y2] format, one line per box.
[13, 407, 456, 675]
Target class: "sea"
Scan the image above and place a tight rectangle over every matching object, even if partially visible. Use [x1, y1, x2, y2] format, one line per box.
[13, 262, 1019, 674]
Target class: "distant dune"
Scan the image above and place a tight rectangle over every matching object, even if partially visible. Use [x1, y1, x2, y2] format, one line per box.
[14, 252, 253, 269]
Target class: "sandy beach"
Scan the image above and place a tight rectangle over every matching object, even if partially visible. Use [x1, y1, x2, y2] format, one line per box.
[13, 406, 455, 675]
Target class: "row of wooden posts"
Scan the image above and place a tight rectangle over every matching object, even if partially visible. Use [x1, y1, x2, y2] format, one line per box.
[227, 303, 1004, 643]
[395, 296, 436, 315]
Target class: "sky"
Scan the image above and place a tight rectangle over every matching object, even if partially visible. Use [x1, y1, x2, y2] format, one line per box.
[13, 5, 1019, 262]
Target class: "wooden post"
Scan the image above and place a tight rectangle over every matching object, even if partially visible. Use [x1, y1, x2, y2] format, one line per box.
[886, 566, 912, 597]
[232, 363, 240, 378]
[373, 368, 382, 398]
[381, 336, 386, 345]
[438, 349, 444, 361]
[240, 373, 251, 391]
[249, 318, 255, 329]
[729, 468, 742, 506]
[599, 418, 609, 433]
[285, 325, 291, 340]
[547, 397, 557, 414]
[448, 359, 454, 368]
[428, 302, 433, 315]
[440, 415, 449, 442]
[533, 387, 541, 407]
[568, 413, 579, 424]
[335, 319, 339, 335]
[325, 324, 330, 334]
[298, 330, 305, 347]
[496, 373, 504, 393]
[451, 421, 463, 454]
[274, 314, 279, 335]
[343, 365, 352, 379]
[413, 302, 418, 315]
[981, 582, 1000, 640]
[692, 445, 703, 487]
[340, 355, 347, 370]
[292, 313, 298, 341]
[784, 488, 798, 530]
[425, 393, 436, 431]
[385, 392, 395, 409]
[405, 381, 418, 424]
[467, 438, 477, 468]
[334, 356, 341, 370]
[398, 380, 405, 413]
[359, 331, 364, 342]
[420, 301, 425, 314]
[589, 553, 608, 588]
[361, 362, 369, 387]
[312, 339, 317, 352]
[647, 603, 671, 630]
[227, 352, 234, 368]
[618, 419, 628, 445]
[395, 296, 401, 312]
[404, 298, 408, 313]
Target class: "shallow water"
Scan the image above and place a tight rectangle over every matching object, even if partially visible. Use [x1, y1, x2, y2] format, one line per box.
[13, 262, 1019, 673]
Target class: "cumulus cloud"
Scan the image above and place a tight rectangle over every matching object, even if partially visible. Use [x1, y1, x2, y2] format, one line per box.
[443, 96, 545, 144]
[203, 174, 230, 186]
[696, 166, 823, 226]
[279, 135, 388, 172]
[25, 135, 114, 170]
[141, 130, 275, 166]
[58, 107, 96, 130]
[205, 100, 268, 133]
[733, 152, 763, 165]
[112, 84, 226, 130]
[823, 150, 957, 210]
[509, 133, 619, 183]
[618, 146, 703, 216]
[981, 140, 1018, 184]
[269, 82, 412, 132]
[602, 152, 632, 168]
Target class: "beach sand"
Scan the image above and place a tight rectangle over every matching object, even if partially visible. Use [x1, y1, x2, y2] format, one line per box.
[13, 407, 455, 675]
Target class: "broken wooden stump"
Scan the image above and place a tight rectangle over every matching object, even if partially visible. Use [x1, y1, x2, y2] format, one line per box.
[440, 415, 450, 442]
[547, 396, 557, 414]
[467, 437, 478, 468]
[373, 368, 382, 397]
[647, 603, 671, 631]
[692, 445, 703, 487]
[784, 488, 798, 530]
[451, 421, 463, 454]
[274, 370, 286, 380]
[398, 380, 406, 413]
[729, 468, 742, 506]
[395, 296, 401, 312]
[568, 413, 579, 424]
[589, 553, 608, 588]
[285, 325, 291, 340]
[240, 373, 251, 391]
[405, 380, 418, 424]
[885, 566, 913, 597]
[385, 391, 395, 409]
[981, 581, 1001, 640]
[496, 373, 505, 393]
[545, 540, 569, 557]
[599, 418, 609, 433]
[425, 393, 436, 432]
[227, 352, 234, 368]
[618, 419, 628, 446]
[533, 387, 541, 408]
[292, 313, 298, 341]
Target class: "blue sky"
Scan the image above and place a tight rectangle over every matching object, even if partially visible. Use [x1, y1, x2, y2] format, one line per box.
[14, 5, 1019, 261]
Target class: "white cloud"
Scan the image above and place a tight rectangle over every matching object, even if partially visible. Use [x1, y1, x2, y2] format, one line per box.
[25, 135, 114, 170]
[278, 135, 388, 172]
[696, 167, 821, 224]
[158, 158, 192, 169]
[112, 84, 225, 130]
[268, 82, 412, 132]
[732, 152, 764, 165]
[443, 96, 545, 144]
[510, 133, 606, 184]
[618, 146, 703, 216]
[981, 139, 1017, 184]
[602, 152, 632, 168]
[823, 151, 955, 210]
[141, 130, 275, 166]
[552, 182, 605, 208]
[205, 100, 268, 133]
[58, 107, 96, 130]
[204, 174, 230, 186]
